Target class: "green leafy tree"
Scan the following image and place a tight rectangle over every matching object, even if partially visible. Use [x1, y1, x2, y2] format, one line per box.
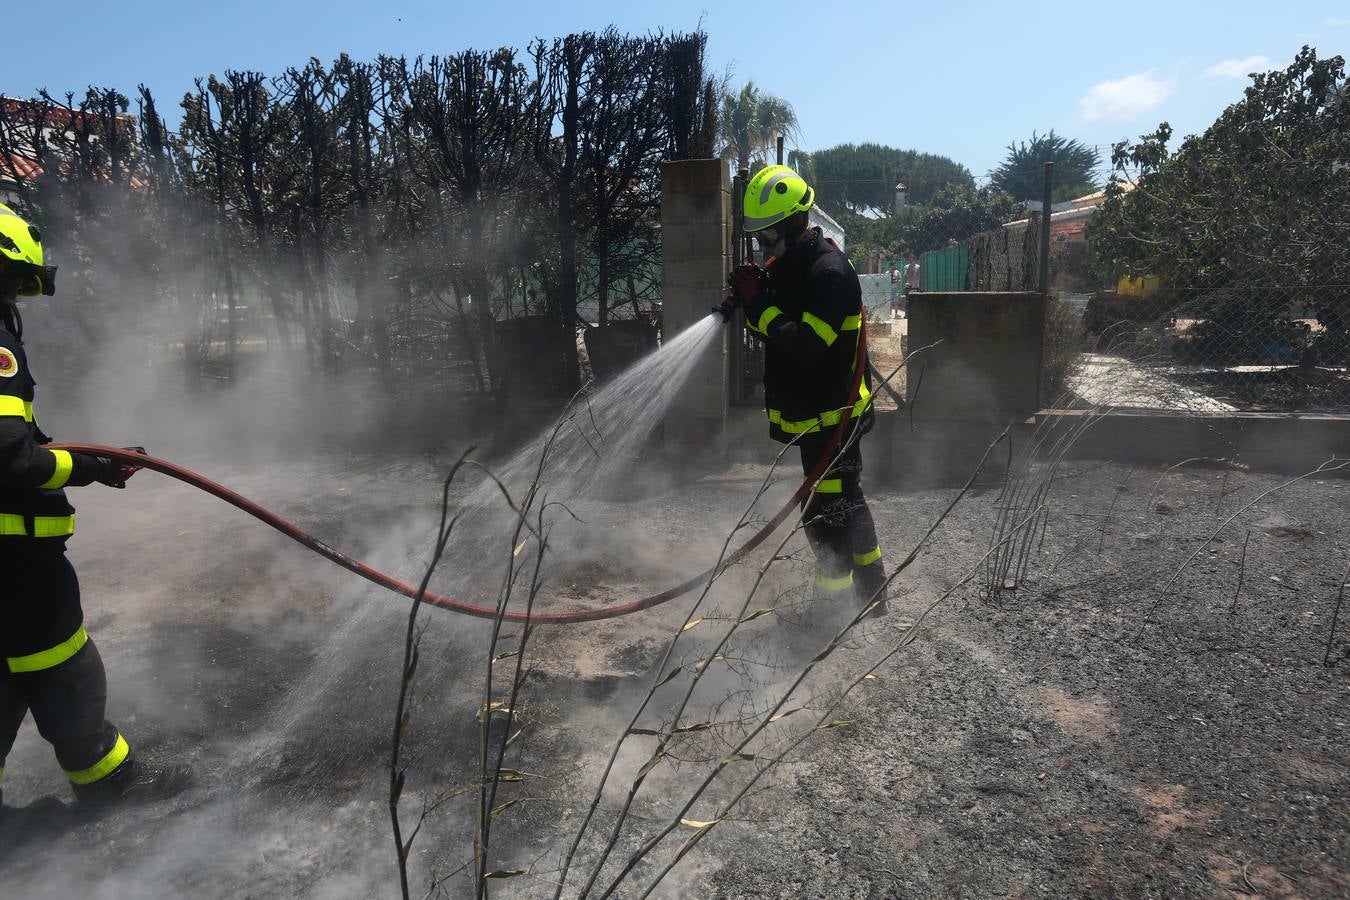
[810, 142, 973, 217]
[717, 81, 798, 173]
[1087, 47, 1349, 364]
[992, 130, 1100, 203]
[839, 184, 1020, 270]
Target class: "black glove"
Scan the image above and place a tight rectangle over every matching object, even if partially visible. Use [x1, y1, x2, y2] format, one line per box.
[69, 451, 144, 489]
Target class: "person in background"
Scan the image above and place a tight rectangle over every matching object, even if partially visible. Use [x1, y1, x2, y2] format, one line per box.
[888, 262, 902, 320]
[0, 203, 193, 814]
[902, 252, 921, 319]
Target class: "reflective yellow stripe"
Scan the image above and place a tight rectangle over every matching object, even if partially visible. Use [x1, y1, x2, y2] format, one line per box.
[0, 513, 76, 537]
[7, 625, 89, 673]
[0, 395, 33, 421]
[40, 448, 73, 489]
[814, 571, 854, 592]
[817, 478, 843, 493]
[66, 734, 130, 785]
[801, 311, 838, 346]
[841, 314, 861, 331]
[769, 386, 873, 435]
[854, 545, 882, 566]
[754, 306, 783, 334]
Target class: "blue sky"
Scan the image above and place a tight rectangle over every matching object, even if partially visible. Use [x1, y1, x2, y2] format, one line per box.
[4, 0, 1346, 178]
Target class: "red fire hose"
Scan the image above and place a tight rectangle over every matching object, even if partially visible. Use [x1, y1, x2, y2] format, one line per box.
[56, 327, 869, 625]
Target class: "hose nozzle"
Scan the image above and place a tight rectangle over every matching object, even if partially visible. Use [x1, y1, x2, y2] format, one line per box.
[712, 296, 737, 322]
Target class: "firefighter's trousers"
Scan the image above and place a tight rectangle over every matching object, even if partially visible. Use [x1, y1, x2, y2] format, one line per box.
[1, 549, 127, 792]
[797, 431, 885, 603]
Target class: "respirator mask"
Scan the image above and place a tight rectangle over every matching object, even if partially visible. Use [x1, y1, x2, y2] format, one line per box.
[754, 223, 789, 260]
[19, 264, 57, 297]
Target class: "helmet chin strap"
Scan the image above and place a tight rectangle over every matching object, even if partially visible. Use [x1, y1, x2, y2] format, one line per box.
[1, 302, 21, 340]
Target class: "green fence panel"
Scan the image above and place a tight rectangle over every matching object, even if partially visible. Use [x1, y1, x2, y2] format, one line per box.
[919, 244, 970, 291]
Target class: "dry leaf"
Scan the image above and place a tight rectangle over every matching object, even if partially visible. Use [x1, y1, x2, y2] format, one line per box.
[768, 708, 803, 723]
[680, 818, 721, 829]
[477, 701, 513, 722]
[636, 752, 666, 779]
[491, 798, 522, 817]
[739, 608, 775, 624]
[654, 666, 684, 688]
[681, 617, 704, 632]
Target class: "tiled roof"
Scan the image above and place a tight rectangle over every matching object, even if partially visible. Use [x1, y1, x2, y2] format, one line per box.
[1, 153, 42, 182]
[0, 152, 147, 189]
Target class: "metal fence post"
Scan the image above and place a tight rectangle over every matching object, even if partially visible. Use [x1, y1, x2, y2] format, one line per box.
[1037, 161, 1055, 410]
[1038, 161, 1054, 295]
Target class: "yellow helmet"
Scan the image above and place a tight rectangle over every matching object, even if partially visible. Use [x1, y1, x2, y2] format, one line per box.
[743, 164, 814, 233]
[0, 204, 55, 296]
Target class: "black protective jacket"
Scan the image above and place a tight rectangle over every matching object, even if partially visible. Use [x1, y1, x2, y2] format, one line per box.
[0, 319, 102, 548]
[746, 227, 871, 443]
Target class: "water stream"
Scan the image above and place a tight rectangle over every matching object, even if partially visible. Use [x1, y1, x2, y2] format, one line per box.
[439, 313, 723, 595]
[245, 313, 724, 782]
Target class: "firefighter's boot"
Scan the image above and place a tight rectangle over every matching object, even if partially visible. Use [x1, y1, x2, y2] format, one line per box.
[72, 757, 194, 807]
[854, 560, 888, 619]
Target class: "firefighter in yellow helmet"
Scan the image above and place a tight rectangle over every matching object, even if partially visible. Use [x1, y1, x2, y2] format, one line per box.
[726, 166, 887, 613]
[0, 204, 192, 811]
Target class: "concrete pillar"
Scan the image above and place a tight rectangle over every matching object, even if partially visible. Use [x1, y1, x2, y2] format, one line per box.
[661, 159, 730, 443]
[878, 291, 1045, 486]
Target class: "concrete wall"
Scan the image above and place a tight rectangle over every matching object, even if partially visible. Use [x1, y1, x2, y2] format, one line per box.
[661, 159, 730, 442]
[865, 292, 1046, 487]
[1050, 409, 1350, 474]
[906, 291, 1045, 422]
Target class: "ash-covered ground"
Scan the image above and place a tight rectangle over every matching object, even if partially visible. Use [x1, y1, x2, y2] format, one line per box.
[2, 443, 1347, 898]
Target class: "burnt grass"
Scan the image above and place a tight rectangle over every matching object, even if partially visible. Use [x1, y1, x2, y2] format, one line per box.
[709, 461, 1350, 899]
[1, 450, 1347, 898]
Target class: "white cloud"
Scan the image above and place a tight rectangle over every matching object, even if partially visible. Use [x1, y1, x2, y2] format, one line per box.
[1078, 71, 1175, 122]
[1328, 17, 1350, 27]
[1204, 55, 1271, 78]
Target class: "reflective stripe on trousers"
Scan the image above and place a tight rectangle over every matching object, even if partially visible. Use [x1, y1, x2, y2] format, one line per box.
[6, 625, 89, 673]
[66, 733, 129, 784]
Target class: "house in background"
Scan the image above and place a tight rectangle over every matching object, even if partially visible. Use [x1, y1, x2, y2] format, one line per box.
[0, 97, 140, 207]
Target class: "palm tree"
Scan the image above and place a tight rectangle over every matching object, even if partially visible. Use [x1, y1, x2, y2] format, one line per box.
[991, 130, 1101, 203]
[787, 148, 815, 184]
[718, 81, 799, 174]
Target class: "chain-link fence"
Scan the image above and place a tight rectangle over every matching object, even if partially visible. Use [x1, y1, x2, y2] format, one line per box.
[1075, 158, 1349, 413]
[834, 150, 1349, 415]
